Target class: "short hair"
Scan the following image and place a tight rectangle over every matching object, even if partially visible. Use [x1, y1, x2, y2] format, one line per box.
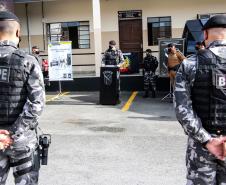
[0, 21, 18, 34]
[32, 46, 39, 50]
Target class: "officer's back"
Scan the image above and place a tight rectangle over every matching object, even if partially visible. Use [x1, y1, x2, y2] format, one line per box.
[0, 8, 45, 185]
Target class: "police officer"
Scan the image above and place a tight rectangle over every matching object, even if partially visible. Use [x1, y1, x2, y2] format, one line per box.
[175, 15, 226, 184]
[0, 10, 45, 185]
[143, 49, 158, 98]
[32, 45, 42, 68]
[102, 40, 124, 66]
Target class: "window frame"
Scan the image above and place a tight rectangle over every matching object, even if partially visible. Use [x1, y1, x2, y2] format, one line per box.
[47, 21, 91, 49]
[147, 16, 172, 46]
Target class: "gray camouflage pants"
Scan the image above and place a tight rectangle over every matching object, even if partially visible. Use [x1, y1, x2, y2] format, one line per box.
[0, 129, 39, 185]
[144, 71, 156, 91]
[186, 137, 226, 185]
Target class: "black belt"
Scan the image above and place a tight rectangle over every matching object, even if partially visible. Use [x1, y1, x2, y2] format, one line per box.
[168, 64, 180, 72]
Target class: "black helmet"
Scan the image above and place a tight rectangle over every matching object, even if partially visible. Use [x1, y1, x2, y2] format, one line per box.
[202, 15, 226, 30]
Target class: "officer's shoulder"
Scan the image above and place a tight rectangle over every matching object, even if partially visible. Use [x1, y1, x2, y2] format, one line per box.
[13, 49, 27, 58]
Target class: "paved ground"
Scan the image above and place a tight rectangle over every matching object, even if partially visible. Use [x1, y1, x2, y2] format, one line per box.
[7, 91, 187, 185]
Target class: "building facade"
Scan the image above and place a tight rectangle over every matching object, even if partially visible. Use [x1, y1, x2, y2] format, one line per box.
[14, 0, 226, 76]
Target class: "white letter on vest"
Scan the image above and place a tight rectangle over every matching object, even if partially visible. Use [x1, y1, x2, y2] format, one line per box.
[219, 77, 226, 87]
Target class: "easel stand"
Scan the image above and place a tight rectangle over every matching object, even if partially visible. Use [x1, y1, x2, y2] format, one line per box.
[161, 80, 173, 101]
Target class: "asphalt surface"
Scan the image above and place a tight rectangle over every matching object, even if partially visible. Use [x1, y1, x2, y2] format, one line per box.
[7, 91, 187, 185]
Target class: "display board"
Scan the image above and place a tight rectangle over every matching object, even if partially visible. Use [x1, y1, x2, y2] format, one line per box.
[158, 38, 184, 77]
[48, 41, 73, 81]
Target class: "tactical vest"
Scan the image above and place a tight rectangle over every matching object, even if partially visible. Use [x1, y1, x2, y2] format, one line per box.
[144, 56, 157, 72]
[104, 50, 118, 65]
[0, 50, 28, 126]
[191, 48, 226, 134]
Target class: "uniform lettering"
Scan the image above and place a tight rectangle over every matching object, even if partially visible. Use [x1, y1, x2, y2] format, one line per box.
[216, 74, 226, 89]
[0, 67, 9, 82]
[219, 77, 226, 86]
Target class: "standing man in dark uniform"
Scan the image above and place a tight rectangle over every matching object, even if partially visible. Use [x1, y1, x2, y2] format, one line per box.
[143, 49, 158, 98]
[32, 45, 42, 68]
[102, 40, 124, 66]
[175, 15, 226, 184]
[0, 10, 45, 185]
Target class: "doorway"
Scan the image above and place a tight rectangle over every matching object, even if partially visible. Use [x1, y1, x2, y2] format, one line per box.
[118, 10, 143, 70]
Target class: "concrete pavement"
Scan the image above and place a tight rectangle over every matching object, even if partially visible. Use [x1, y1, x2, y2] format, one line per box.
[7, 91, 187, 185]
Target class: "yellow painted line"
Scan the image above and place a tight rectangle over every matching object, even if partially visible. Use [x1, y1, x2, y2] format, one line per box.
[121, 91, 138, 112]
[46, 91, 70, 102]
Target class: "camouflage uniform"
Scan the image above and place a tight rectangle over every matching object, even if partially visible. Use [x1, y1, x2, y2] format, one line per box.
[143, 55, 158, 98]
[32, 53, 42, 69]
[0, 41, 45, 185]
[174, 40, 226, 185]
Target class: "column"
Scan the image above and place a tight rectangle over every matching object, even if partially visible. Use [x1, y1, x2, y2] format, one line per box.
[92, 0, 102, 76]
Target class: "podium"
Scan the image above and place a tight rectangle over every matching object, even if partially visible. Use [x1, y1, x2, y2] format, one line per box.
[99, 66, 120, 105]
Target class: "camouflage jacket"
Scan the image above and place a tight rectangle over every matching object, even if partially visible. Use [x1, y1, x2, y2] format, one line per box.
[0, 41, 45, 132]
[174, 40, 226, 144]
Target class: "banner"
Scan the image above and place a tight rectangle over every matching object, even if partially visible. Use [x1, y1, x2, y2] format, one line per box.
[158, 38, 184, 77]
[48, 41, 73, 81]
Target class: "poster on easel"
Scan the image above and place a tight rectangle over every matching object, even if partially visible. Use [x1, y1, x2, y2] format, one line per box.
[48, 41, 73, 81]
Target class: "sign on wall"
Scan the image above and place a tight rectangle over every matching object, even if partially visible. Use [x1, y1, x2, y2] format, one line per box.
[48, 41, 73, 81]
[158, 38, 185, 77]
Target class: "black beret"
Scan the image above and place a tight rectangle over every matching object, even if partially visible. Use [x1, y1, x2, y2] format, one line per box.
[0, 11, 20, 23]
[146, 49, 152, 53]
[202, 15, 226, 30]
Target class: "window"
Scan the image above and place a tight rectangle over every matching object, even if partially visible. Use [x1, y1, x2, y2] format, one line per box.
[47, 21, 90, 49]
[147, 16, 172, 46]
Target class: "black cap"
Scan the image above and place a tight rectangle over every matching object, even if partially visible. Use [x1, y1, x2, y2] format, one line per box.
[0, 11, 20, 23]
[202, 15, 226, 30]
[167, 43, 175, 48]
[109, 40, 116, 46]
[146, 49, 152, 53]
